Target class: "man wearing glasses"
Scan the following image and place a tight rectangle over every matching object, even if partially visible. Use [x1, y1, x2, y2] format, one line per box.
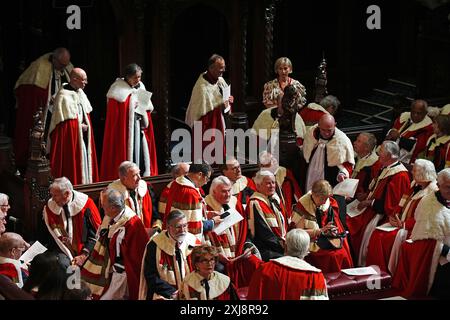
[0, 193, 10, 236]
[0, 232, 30, 288]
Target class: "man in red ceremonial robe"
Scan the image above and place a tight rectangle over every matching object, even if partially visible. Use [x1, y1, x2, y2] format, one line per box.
[258, 151, 302, 220]
[352, 132, 379, 200]
[81, 189, 149, 300]
[185, 54, 234, 162]
[163, 162, 219, 241]
[247, 228, 328, 300]
[158, 162, 190, 224]
[48, 68, 98, 185]
[13, 48, 72, 171]
[246, 170, 288, 262]
[220, 157, 256, 211]
[347, 141, 410, 266]
[365, 159, 438, 273]
[292, 180, 353, 273]
[101, 63, 158, 181]
[43, 177, 101, 266]
[0, 232, 30, 288]
[423, 114, 450, 172]
[299, 95, 340, 129]
[392, 168, 450, 299]
[140, 210, 201, 300]
[108, 161, 161, 234]
[385, 99, 433, 165]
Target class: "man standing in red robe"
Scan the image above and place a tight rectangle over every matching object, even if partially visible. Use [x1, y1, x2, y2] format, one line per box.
[43, 177, 102, 266]
[13, 48, 72, 171]
[108, 161, 161, 234]
[82, 189, 149, 300]
[48, 68, 99, 185]
[185, 54, 234, 162]
[247, 228, 328, 300]
[101, 63, 158, 181]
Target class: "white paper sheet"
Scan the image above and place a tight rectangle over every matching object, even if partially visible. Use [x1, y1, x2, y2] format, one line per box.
[346, 199, 366, 218]
[375, 223, 398, 232]
[20, 241, 48, 264]
[341, 266, 379, 276]
[333, 178, 359, 198]
[213, 208, 243, 236]
[379, 296, 407, 300]
[222, 84, 231, 103]
[135, 90, 154, 115]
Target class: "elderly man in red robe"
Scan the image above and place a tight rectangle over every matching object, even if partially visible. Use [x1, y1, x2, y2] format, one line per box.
[385, 99, 433, 165]
[392, 168, 450, 299]
[43, 177, 102, 267]
[247, 228, 328, 300]
[108, 161, 160, 234]
[292, 179, 353, 273]
[299, 95, 340, 129]
[365, 159, 438, 273]
[140, 210, 201, 300]
[82, 188, 149, 300]
[347, 141, 411, 266]
[101, 63, 158, 181]
[13, 48, 72, 171]
[352, 132, 379, 200]
[185, 54, 233, 161]
[48, 68, 99, 185]
[0, 232, 30, 288]
[246, 170, 288, 262]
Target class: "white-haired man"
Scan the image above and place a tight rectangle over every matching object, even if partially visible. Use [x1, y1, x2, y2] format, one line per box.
[392, 168, 450, 299]
[352, 132, 379, 200]
[140, 210, 201, 300]
[247, 228, 328, 300]
[347, 141, 410, 266]
[43, 177, 102, 266]
[246, 170, 288, 261]
[366, 159, 438, 272]
[258, 151, 302, 219]
[108, 161, 161, 233]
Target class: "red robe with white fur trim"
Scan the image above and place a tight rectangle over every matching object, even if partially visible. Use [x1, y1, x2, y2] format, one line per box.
[164, 176, 205, 241]
[0, 258, 27, 288]
[108, 179, 154, 229]
[101, 79, 158, 181]
[43, 190, 101, 260]
[48, 86, 99, 185]
[299, 103, 329, 128]
[391, 112, 433, 164]
[392, 191, 450, 298]
[247, 256, 328, 300]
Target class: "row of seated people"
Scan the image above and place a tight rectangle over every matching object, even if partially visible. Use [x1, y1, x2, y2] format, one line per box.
[1, 149, 449, 299]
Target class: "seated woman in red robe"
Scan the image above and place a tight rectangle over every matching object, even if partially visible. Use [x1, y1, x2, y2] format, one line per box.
[180, 245, 238, 300]
[291, 179, 353, 273]
[365, 159, 438, 273]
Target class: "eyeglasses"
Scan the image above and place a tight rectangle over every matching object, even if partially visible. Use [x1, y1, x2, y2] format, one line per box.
[0, 204, 10, 209]
[172, 223, 188, 230]
[198, 258, 216, 265]
[200, 172, 211, 182]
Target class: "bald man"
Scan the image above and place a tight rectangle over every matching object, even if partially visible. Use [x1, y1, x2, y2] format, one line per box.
[385, 99, 433, 164]
[0, 232, 30, 288]
[13, 48, 73, 170]
[48, 68, 99, 185]
[303, 114, 354, 192]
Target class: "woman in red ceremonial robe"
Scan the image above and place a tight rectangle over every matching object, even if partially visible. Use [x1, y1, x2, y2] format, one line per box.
[292, 180, 353, 273]
[101, 63, 158, 181]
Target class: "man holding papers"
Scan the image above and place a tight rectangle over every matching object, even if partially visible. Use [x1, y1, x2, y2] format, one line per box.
[366, 159, 437, 272]
[185, 54, 233, 161]
[101, 63, 158, 181]
[346, 141, 410, 266]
